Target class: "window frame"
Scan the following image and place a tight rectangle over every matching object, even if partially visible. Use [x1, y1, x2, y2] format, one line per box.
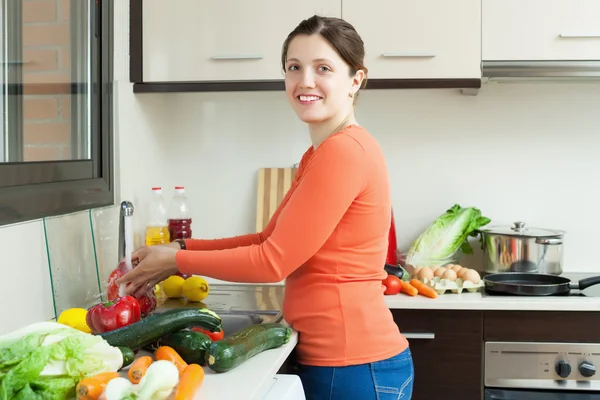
[0, 0, 114, 226]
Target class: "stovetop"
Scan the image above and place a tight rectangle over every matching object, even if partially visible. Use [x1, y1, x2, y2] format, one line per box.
[482, 272, 600, 298]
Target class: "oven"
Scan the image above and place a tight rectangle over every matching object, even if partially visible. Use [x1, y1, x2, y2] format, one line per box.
[485, 341, 600, 399]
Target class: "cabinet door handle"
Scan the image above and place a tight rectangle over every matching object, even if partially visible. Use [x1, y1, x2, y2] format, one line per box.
[381, 52, 436, 58]
[403, 332, 435, 340]
[559, 33, 600, 38]
[210, 55, 264, 60]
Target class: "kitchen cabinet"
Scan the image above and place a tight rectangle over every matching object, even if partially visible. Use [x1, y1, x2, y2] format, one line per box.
[141, 0, 341, 82]
[484, 311, 600, 342]
[392, 309, 483, 400]
[341, 0, 482, 79]
[483, 0, 600, 61]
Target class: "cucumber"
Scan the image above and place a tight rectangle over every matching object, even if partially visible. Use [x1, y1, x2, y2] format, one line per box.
[147, 330, 213, 365]
[206, 323, 292, 373]
[98, 308, 222, 350]
[117, 346, 135, 368]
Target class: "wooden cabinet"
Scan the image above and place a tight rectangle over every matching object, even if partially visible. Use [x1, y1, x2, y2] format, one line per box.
[341, 0, 482, 79]
[483, 0, 600, 60]
[141, 0, 341, 82]
[392, 309, 483, 400]
[484, 311, 600, 342]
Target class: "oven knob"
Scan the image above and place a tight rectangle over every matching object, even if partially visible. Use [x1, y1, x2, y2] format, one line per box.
[579, 362, 596, 378]
[555, 360, 572, 378]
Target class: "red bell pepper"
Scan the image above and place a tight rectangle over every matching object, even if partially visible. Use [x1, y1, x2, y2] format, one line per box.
[107, 261, 158, 317]
[191, 326, 224, 341]
[86, 295, 141, 334]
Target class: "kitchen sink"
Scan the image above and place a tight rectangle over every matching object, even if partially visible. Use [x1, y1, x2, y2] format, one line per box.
[218, 313, 265, 337]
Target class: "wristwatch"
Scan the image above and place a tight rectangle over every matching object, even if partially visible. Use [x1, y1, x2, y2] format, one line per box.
[174, 239, 186, 250]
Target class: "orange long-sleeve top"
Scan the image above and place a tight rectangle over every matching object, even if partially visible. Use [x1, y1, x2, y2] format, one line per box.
[176, 125, 408, 366]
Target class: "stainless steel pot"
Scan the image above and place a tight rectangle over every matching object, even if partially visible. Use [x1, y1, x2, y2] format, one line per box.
[479, 221, 565, 275]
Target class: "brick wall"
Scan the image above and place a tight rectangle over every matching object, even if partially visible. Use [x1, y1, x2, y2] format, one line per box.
[22, 0, 72, 162]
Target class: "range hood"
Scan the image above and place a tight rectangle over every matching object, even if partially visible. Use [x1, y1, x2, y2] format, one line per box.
[481, 60, 600, 82]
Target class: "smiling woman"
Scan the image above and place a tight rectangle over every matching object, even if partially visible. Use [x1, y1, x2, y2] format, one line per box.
[281, 16, 368, 147]
[115, 14, 414, 400]
[0, 0, 113, 226]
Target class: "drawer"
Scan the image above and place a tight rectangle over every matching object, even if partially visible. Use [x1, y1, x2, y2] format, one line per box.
[392, 310, 483, 400]
[483, 0, 600, 60]
[484, 311, 600, 342]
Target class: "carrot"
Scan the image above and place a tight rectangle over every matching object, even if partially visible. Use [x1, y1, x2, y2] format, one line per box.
[127, 355, 153, 384]
[155, 346, 188, 375]
[76, 372, 119, 400]
[410, 279, 438, 299]
[173, 364, 205, 400]
[400, 280, 418, 296]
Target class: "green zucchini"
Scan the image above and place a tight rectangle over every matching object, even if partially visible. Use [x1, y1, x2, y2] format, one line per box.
[147, 330, 213, 365]
[206, 323, 292, 373]
[117, 346, 135, 368]
[99, 308, 222, 350]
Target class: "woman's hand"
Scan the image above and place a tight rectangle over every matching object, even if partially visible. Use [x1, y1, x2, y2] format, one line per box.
[115, 245, 180, 296]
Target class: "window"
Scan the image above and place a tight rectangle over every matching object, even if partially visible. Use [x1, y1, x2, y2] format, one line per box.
[0, 0, 113, 226]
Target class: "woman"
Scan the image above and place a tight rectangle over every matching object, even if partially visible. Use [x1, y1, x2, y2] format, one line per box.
[117, 15, 414, 400]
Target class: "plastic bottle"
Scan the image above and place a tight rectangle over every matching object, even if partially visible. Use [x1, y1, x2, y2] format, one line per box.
[145, 187, 170, 246]
[168, 186, 192, 241]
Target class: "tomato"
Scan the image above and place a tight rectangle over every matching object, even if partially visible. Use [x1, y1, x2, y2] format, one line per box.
[382, 274, 402, 295]
[191, 326, 225, 341]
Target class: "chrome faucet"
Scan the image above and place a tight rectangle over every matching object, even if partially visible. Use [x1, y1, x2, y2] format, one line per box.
[118, 201, 134, 261]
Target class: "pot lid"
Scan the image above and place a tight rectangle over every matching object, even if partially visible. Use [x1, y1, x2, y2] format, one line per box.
[480, 221, 565, 238]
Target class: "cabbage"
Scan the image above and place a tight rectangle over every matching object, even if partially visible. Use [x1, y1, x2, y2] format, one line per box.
[0, 321, 123, 399]
[406, 204, 490, 267]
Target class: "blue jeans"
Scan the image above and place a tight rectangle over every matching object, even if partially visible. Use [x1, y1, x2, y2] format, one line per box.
[298, 347, 414, 400]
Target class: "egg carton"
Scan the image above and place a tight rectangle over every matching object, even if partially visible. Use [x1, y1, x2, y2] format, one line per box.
[412, 275, 484, 294]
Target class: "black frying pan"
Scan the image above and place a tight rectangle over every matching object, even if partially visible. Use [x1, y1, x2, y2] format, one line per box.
[483, 273, 600, 296]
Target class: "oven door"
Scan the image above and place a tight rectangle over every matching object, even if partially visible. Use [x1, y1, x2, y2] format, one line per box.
[486, 388, 600, 399]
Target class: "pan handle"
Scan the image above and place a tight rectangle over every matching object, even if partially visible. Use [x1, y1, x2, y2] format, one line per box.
[574, 276, 600, 291]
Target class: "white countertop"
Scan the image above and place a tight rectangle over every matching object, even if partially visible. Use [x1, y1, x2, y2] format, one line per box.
[384, 291, 600, 311]
[384, 271, 600, 311]
[195, 329, 299, 400]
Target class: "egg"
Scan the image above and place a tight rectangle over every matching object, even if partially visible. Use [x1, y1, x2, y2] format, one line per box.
[442, 269, 458, 281]
[457, 268, 469, 279]
[451, 264, 463, 273]
[413, 267, 422, 276]
[462, 269, 481, 284]
[418, 267, 434, 281]
[434, 267, 447, 278]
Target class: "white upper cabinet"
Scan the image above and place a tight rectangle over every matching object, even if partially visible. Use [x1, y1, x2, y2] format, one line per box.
[341, 0, 482, 79]
[483, 0, 600, 60]
[142, 0, 341, 82]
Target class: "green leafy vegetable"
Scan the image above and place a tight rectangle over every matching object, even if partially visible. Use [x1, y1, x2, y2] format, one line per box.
[406, 204, 491, 267]
[0, 321, 123, 399]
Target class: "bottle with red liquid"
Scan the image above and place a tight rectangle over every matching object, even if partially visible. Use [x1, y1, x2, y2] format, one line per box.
[168, 186, 192, 241]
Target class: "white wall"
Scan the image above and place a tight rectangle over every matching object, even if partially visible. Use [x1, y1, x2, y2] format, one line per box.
[122, 83, 600, 275]
[1, 0, 599, 333]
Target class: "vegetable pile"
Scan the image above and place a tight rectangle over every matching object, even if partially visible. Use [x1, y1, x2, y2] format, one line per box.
[382, 203, 490, 299]
[3, 259, 294, 400]
[0, 321, 123, 399]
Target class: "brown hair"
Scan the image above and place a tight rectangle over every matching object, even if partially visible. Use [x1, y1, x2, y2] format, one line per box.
[281, 15, 368, 97]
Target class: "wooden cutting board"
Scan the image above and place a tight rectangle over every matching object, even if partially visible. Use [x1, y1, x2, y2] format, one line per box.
[255, 167, 297, 232]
